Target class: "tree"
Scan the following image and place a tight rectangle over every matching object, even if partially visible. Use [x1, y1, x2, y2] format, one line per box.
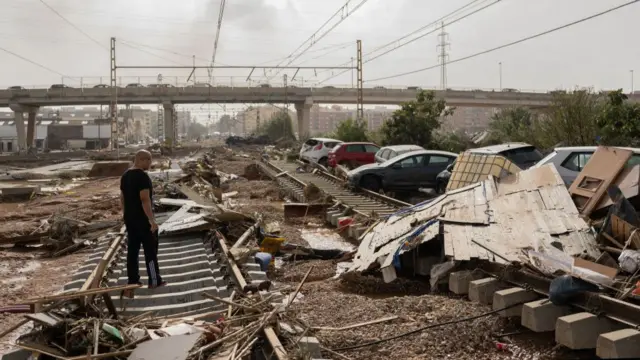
[379, 90, 453, 147]
[488, 107, 537, 145]
[431, 131, 472, 153]
[257, 110, 295, 140]
[536, 89, 601, 149]
[332, 118, 369, 142]
[597, 90, 640, 146]
[187, 121, 208, 140]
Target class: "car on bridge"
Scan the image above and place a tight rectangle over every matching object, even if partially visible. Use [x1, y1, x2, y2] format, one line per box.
[148, 83, 174, 88]
[327, 142, 380, 169]
[186, 83, 211, 88]
[532, 146, 640, 186]
[434, 143, 543, 193]
[49, 84, 72, 90]
[125, 83, 144, 88]
[258, 84, 271, 88]
[7, 86, 25, 90]
[374, 144, 424, 163]
[299, 137, 342, 167]
[347, 149, 457, 193]
[93, 84, 109, 88]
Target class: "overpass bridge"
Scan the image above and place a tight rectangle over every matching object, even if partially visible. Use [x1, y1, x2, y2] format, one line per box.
[2, 86, 638, 152]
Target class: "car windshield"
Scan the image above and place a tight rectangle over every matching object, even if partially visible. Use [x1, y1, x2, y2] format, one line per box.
[502, 147, 544, 169]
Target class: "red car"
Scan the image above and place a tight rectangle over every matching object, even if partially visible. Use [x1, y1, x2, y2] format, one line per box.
[328, 142, 381, 169]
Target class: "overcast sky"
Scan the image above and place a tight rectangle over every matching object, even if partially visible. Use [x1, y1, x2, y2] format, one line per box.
[1, 0, 638, 117]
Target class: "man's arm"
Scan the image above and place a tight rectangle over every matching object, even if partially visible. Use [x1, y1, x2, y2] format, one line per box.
[139, 189, 157, 230]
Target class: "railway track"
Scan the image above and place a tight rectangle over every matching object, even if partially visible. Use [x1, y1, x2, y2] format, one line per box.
[259, 159, 409, 219]
[57, 210, 311, 359]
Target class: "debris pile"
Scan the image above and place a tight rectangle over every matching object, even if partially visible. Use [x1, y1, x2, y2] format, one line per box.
[347, 146, 640, 314]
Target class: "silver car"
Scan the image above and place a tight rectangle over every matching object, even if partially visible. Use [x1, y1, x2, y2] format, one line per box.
[534, 146, 640, 186]
[374, 145, 424, 163]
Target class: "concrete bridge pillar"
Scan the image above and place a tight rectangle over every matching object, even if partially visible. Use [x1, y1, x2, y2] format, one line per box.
[26, 108, 39, 151]
[162, 102, 174, 147]
[295, 99, 312, 140]
[9, 104, 39, 152]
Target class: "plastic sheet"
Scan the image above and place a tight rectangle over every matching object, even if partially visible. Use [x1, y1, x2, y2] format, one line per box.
[549, 275, 599, 306]
[619, 250, 640, 274]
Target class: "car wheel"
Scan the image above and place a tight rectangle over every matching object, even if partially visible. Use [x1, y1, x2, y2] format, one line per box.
[360, 175, 381, 192]
[318, 157, 328, 167]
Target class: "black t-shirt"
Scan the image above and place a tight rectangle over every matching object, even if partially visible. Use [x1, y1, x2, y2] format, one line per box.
[120, 168, 153, 225]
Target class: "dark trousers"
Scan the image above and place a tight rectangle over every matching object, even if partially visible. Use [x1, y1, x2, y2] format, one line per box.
[125, 223, 162, 287]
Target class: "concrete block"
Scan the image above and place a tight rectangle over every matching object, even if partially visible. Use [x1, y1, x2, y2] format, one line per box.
[469, 277, 499, 305]
[597, 328, 640, 359]
[298, 337, 322, 358]
[325, 210, 341, 223]
[492, 287, 538, 317]
[521, 299, 571, 332]
[556, 312, 617, 350]
[330, 212, 344, 226]
[448, 271, 477, 295]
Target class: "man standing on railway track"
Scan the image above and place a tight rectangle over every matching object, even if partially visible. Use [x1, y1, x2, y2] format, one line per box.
[120, 149, 166, 298]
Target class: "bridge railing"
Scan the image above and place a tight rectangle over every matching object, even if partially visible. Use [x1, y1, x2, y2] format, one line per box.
[1, 75, 555, 94]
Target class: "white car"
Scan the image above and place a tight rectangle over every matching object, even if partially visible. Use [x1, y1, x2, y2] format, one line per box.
[299, 137, 342, 167]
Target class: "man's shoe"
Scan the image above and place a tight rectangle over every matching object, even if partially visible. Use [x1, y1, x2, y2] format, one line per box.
[121, 282, 143, 299]
[149, 281, 168, 289]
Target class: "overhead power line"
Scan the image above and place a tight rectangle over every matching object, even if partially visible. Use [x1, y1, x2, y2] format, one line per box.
[118, 40, 188, 66]
[0, 46, 66, 77]
[316, 0, 501, 84]
[208, 0, 227, 84]
[366, 0, 640, 83]
[316, 0, 491, 76]
[38, 0, 107, 51]
[266, 0, 371, 81]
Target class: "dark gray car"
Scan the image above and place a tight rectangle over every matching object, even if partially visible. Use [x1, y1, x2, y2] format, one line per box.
[374, 145, 424, 163]
[347, 150, 457, 192]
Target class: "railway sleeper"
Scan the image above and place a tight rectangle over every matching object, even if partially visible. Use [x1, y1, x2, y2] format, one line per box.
[446, 270, 640, 358]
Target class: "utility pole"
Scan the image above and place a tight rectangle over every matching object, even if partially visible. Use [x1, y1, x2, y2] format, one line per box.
[437, 22, 450, 91]
[256, 107, 260, 132]
[499, 62, 503, 91]
[109, 37, 118, 157]
[356, 40, 363, 123]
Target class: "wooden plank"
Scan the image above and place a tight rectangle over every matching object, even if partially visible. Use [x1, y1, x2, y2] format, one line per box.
[568, 147, 632, 217]
[80, 226, 126, 294]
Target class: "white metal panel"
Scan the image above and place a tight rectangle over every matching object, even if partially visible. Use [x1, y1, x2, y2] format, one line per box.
[0, 125, 16, 137]
[82, 125, 110, 139]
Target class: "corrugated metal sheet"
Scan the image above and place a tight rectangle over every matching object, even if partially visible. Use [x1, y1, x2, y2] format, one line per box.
[349, 164, 600, 274]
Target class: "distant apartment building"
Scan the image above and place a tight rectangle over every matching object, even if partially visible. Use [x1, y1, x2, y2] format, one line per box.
[234, 105, 295, 136]
[308, 105, 395, 135]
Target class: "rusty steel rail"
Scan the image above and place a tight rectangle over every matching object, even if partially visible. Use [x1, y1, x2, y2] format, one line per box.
[480, 262, 640, 329]
[260, 159, 408, 219]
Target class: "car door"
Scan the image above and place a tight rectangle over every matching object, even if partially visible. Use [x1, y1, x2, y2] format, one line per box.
[384, 154, 426, 191]
[422, 155, 455, 186]
[363, 144, 380, 165]
[345, 144, 365, 166]
[559, 152, 593, 186]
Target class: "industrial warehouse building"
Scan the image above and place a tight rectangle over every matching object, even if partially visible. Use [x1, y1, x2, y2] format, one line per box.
[0, 120, 111, 152]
